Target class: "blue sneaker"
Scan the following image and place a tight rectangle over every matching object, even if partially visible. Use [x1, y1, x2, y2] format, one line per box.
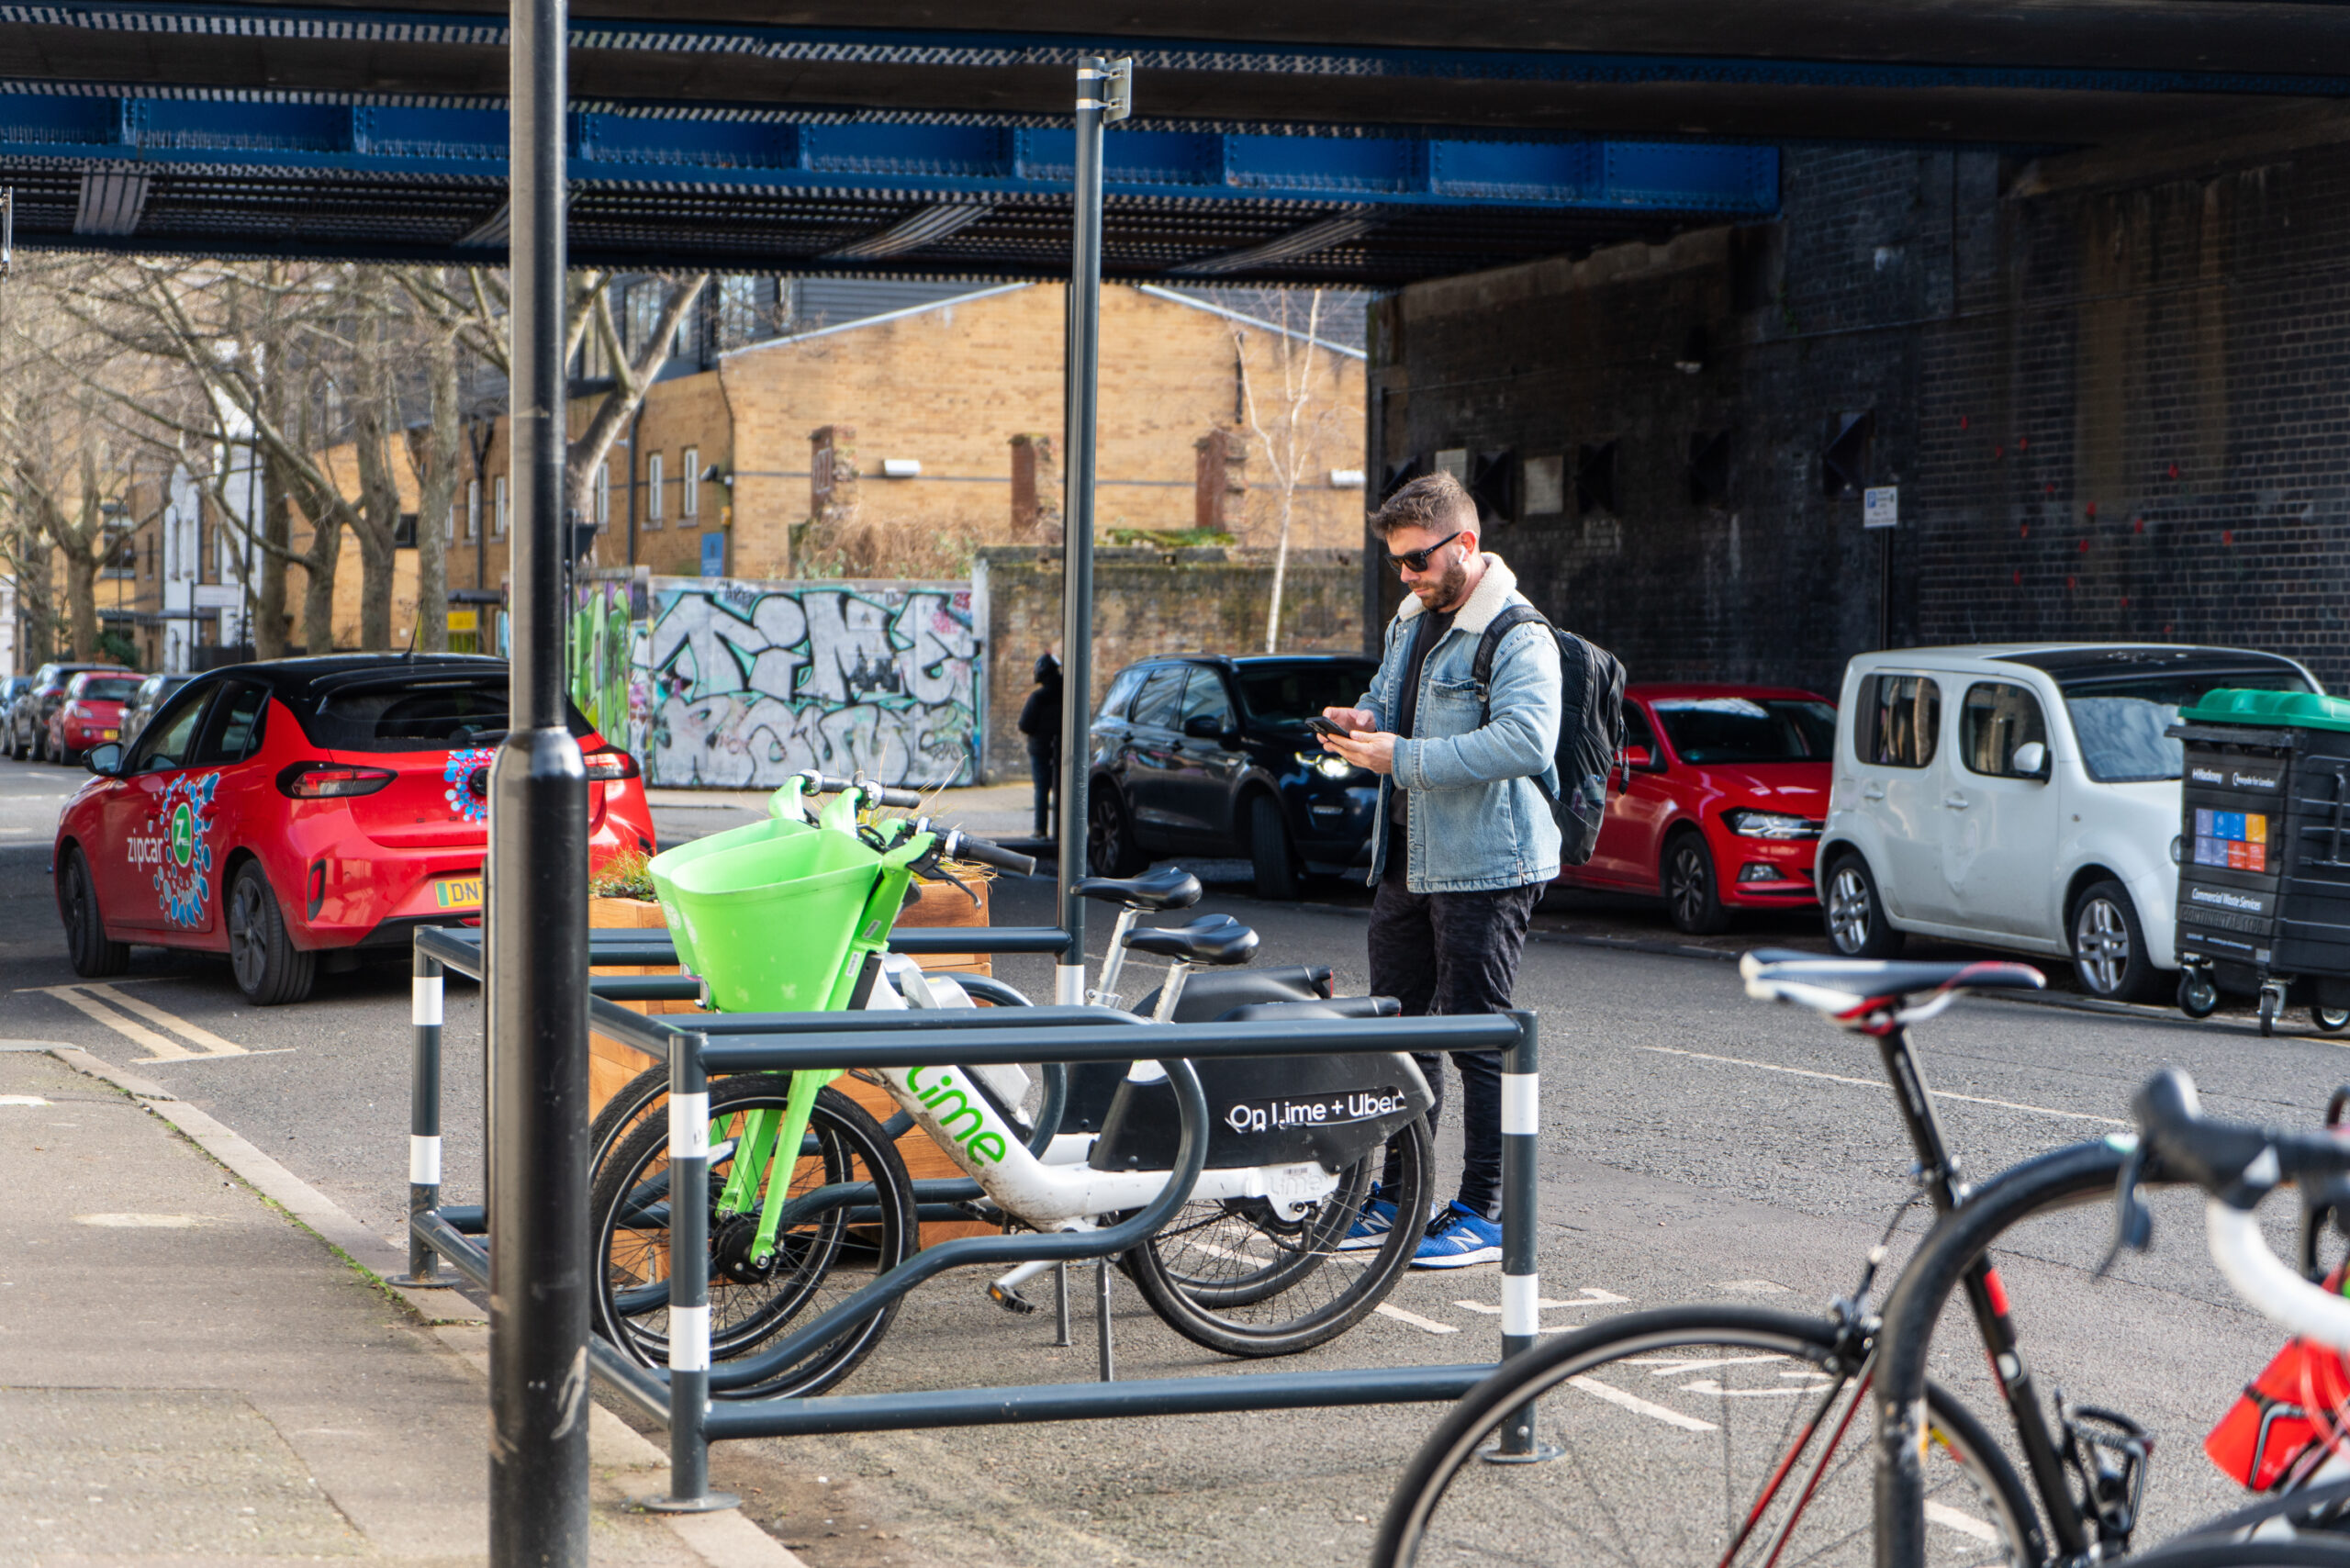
[1412, 1202, 1503, 1269]
[1338, 1186, 1397, 1251]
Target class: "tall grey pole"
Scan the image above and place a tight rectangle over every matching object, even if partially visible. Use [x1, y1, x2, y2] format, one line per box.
[1053, 54, 1130, 1004]
[489, 0, 592, 1561]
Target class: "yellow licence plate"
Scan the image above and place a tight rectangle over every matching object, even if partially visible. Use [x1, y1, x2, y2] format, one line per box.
[101, 729, 118, 739]
[435, 877, 483, 910]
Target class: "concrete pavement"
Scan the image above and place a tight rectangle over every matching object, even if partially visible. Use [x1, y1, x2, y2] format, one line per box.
[0, 1041, 800, 1568]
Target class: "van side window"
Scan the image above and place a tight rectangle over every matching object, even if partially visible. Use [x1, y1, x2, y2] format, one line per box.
[1864, 675, 1942, 768]
[1960, 682, 2049, 778]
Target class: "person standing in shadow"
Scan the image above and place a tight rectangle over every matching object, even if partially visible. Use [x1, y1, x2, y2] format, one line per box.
[1018, 652, 1063, 838]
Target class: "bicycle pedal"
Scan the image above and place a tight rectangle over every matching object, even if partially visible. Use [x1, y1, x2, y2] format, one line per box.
[988, 1282, 1038, 1316]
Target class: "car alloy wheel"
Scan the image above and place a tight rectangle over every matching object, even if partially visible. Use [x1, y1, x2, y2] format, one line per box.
[228, 873, 270, 995]
[1087, 790, 1139, 879]
[1827, 865, 1873, 954]
[1664, 834, 1728, 935]
[2072, 895, 2132, 996]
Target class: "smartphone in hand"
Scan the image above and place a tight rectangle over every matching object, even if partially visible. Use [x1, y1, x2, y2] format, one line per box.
[1305, 715, 1354, 738]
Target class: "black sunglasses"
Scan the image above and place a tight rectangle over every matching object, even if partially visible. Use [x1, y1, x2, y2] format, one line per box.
[1384, 531, 1466, 575]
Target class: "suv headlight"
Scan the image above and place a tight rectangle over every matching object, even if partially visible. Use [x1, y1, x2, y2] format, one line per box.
[1296, 750, 1356, 780]
[1723, 809, 1822, 840]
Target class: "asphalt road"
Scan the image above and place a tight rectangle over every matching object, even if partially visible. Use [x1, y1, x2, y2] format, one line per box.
[6, 753, 2345, 1568]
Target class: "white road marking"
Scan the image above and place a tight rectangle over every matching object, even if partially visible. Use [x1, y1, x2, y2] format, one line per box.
[1455, 1288, 1629, 1315]
[81, 985, 246, 1055]
[1685, 1380, 1820, 1397]
[1567, 1374, 1718, 1432]
[0, 1094, 50, 1105]
[75, 1213, 206, 1227]
[1645, 1356, 1786, 1377]
[1374, 1304, 1460, 1335]
[39, 987, 195, 1061]
[1636, 1045, 2127, 1126]
[1926, 1502, 1998, 1542]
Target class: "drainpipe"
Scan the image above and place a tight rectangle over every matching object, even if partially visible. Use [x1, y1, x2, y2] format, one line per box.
[624, 402, 643, 566]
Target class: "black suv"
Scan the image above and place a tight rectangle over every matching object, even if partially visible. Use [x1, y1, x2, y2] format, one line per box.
[1086, 653, 1380, 900]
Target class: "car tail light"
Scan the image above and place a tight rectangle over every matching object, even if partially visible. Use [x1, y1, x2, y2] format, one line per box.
[583, 748, 640, 782]
[277, 761, 397, 800]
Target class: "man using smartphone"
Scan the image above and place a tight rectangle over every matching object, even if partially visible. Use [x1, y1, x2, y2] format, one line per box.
[1318, 471, 1561, 1267]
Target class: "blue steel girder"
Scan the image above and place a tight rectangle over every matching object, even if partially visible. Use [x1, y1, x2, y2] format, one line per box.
[0, 92, 1781, 215]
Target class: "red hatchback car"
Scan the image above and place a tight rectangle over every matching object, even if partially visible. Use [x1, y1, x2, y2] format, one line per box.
[50, 670, 140, 767]
[54, 655, 655, 1004]
[1557, 684, 1838, 934]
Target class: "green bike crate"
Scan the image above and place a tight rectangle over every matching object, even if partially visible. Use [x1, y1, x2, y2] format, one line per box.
[653, 827, 880, 1013]
[645, 814, 813, 978]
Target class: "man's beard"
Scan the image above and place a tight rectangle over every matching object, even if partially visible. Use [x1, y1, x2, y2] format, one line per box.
[1411, 554, 1471, 611]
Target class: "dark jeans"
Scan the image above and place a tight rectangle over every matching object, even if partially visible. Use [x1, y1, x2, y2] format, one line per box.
[1028, 745, 1057, 837]
[1370, 850, 1541, 1218]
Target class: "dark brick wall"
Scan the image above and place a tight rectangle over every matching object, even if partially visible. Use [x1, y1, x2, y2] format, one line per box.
[1371, 136, 2350, 695]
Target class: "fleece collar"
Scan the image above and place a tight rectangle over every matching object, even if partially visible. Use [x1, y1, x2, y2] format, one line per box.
[1395, 552, 1519, 637]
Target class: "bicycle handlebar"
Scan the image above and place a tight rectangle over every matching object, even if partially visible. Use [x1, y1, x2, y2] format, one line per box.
[940, 827, 1037, 877]
[2132, 1068, 2350, 1202]
[793, 771, 926, 810]
[2121, 1068, 2350, 1350]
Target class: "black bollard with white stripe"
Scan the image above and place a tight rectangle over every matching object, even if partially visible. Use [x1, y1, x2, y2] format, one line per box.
[1486, 1008, 1559, 1462]
[644, 1031, 735, 1511]
[396, 946, 450, 1288]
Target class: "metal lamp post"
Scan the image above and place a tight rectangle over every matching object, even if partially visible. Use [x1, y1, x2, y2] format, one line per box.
[1054, 54, 1131, 1002]
[488, 0, 592, 1560]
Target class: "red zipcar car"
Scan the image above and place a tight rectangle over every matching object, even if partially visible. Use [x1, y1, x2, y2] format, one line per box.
[1557, 684, 1837, 934]
[54, 655, 655, 1004]
[49, 669, 140, 767]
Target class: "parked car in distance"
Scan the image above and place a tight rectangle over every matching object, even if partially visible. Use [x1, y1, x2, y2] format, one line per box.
[0, 677, 30, 751]
[1554, 684, 1837, 934]
[1818, 643, 2321, 1002]
[121, 672, 196, 751]
[54, 654, 657, 1005]
[14, 662, 129, 762]
[1087, 653, 1382, 899]
[49, 670, 141, 767]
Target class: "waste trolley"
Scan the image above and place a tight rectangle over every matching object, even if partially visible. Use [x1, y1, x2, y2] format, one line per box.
[2168, 688, 2350, 1035]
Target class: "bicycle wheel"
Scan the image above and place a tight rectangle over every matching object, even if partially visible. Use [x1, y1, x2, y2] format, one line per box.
[591, 1077, 915, 1400]
[1372, 1304, 2040, 1568]
[1125, 1114, 1433, 1357]
[588, 1063, 794, 1188]
[2119, 1545, 2350, 1568]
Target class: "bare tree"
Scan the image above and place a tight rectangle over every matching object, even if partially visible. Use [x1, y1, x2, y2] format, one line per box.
[1233, 288, 1335, 654]
[400, 267, 709, 555]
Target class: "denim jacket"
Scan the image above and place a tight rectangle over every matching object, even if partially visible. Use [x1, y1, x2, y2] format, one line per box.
[1360, 554, 1563, 892]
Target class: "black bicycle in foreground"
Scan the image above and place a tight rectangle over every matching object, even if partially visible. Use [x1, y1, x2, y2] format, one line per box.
[1374, 951, 2144, 1568]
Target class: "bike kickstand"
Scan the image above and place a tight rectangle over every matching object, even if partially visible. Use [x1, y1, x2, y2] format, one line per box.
[1096, 1256, 1115, 1383]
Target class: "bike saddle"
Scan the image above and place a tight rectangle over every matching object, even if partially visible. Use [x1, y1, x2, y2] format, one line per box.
[1074, 866, 1202, 912]
[1125, 914, 1259, 967]
[1741, 948, 2044, 1016]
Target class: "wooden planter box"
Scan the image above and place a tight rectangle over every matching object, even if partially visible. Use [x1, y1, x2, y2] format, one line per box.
[588, 879, 999, 1246]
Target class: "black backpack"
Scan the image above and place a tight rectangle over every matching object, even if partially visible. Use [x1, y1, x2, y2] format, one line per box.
[1472, 604, 1628, 867]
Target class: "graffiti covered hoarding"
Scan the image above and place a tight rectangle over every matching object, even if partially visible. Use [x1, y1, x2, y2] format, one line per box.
[643, 577, 980, 789]
[570, 570, 651, 757]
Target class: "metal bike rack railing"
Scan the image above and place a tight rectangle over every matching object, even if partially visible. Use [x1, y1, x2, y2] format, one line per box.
[408, 924, 1549, 1510]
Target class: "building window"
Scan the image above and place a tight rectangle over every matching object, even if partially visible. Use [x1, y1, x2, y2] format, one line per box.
[675, 297, 701, 364]
[681, 446, 699, 518]
[647, 453, 665, 525]
[716, 277, 758, 349]
[445, 496, 456, 541]
[466, 478, 480, 541]
[625, 280, 663, 359]
[593, 462, 610, 531]
[493, 475, 508, 538]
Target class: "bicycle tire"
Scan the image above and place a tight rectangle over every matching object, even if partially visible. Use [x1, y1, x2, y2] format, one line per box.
[1371, 1303, 2040, 1568]
[1124, 1114, 1433, 1357]
[591, 1077, 915, 1400]
[588, 1062, 794, 1189]
[2118, 1544, 2350, 1568]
